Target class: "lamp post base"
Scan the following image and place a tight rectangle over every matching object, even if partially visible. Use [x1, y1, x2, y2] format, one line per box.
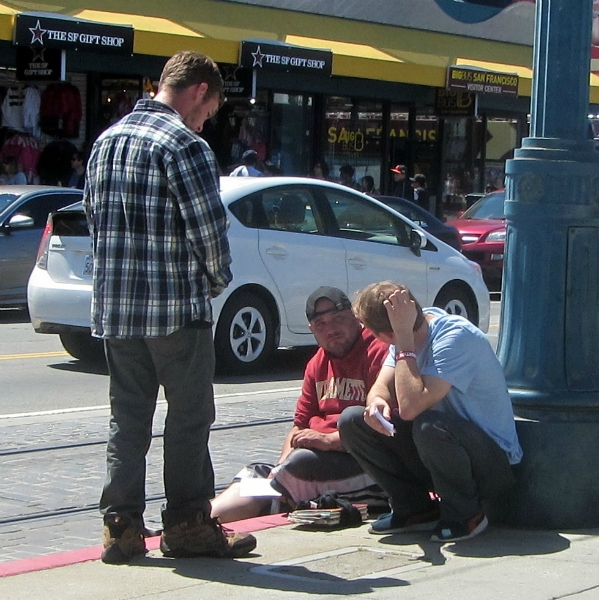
[496, 413, 599, 529]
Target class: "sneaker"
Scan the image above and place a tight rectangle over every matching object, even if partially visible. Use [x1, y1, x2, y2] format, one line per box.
[160, 512, 257, 558]
[430, 512, 488, 542]
[101, 514, 147, 564]
[368, 502, 440, 535]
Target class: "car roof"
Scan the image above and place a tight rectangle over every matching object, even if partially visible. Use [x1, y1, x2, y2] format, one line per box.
[218, 175, 367, 204]
[0, 185, 74, 194]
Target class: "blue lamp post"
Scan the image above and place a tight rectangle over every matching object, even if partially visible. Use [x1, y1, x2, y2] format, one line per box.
[498, 0, 599, 527]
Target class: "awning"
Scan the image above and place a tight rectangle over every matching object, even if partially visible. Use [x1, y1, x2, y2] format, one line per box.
[0, 0, 598, 103]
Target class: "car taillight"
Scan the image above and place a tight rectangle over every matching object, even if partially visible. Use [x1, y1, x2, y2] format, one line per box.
[35, 215, 53, 270]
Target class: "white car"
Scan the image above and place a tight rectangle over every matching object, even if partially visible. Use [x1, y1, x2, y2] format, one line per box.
[28, 176, 489, 373]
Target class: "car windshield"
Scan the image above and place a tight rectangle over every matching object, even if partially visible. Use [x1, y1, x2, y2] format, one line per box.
[461, 191, 505, 220]
[0, 192, 19, 213]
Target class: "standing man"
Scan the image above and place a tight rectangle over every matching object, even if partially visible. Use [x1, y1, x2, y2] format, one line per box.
[410, 174, 429, 211]
[84, 51, 256, 564]
[390, 164, 413, 200]
[339, 281, 521, 542]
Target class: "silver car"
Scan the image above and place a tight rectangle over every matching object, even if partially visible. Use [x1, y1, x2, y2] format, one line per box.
[28, 177, 490, 373]
[0, 185, 83, 307]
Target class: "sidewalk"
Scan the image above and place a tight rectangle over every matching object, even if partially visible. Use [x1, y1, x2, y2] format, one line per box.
[1, 513, 598, 599]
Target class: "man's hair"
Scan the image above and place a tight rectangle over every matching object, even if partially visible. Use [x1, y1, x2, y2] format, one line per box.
[353, 281, 425, 334]
[159, 51, 224, 103]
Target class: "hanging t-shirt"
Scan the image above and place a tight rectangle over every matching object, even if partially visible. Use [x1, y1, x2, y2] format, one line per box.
[1, 87, 25, 130]
[39, 82, 82, 138]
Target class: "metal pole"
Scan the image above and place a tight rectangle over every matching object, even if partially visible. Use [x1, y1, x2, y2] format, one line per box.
[497, 0, 599, 528]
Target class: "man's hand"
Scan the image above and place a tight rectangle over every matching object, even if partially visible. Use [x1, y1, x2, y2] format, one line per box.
[383, 288, 417, 340]
[290, 429, 338, 451]
[363, 398, 394, 436]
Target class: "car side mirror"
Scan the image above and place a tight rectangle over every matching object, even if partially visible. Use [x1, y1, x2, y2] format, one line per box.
[410, 229, 427, 257]
[8, 214, 34, 230]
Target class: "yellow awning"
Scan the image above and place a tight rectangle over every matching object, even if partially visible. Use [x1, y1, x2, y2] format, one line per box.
[1, 0, 598, 102]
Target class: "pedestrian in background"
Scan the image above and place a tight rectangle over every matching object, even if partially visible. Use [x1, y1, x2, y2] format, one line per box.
[84, 50, 256, 565]
[67, 151, 86, 189]
[361, 175, 379, 195]
[390, 164, 413, 200]
[1, 156, 27, 185]
[339, 164, 361, 190]
[410, 174, 429, 211]
[229, 149, 264, 176]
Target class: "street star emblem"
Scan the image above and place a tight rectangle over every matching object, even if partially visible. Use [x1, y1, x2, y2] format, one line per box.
[251, 45, 265, 68]
[29, 20, 47, 45]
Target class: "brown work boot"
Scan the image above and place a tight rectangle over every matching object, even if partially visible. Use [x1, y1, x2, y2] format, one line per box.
[160, 512, 257, 558]
[101, 513, 147, 564]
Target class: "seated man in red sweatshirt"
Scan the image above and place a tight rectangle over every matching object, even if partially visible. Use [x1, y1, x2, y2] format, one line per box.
[211, 287, 389, 522]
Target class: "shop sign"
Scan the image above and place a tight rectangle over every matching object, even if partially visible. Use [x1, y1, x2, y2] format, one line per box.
[434, 89, 477, 117]
[446, 66, 519, 97]
[219, 64, 252, 98]
[326, 120, 438, 154]
[16, 46, 63, 81]
[14, 13, 134, 55]
[240, 40, 332, 76]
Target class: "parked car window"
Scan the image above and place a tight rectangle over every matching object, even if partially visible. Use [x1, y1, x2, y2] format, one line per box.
[0, 193, 19, 213]
[12, 193, 82, 229]
[230, 188, 321, 234]
[461, 191, 505, 220]
[322, 189, 411, 247]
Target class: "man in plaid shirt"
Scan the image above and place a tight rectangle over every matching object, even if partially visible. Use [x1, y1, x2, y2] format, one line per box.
[84, 51, 256, 564]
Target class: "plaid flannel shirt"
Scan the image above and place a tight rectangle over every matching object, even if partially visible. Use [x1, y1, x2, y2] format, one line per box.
[83, 99, 232, 338]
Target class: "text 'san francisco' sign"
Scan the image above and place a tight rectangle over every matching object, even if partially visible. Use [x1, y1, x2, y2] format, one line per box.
[16, 46, 62, 81]
[447, 66, 519, 97]
[14, 13, 134, 55]
[240, 41, 332, 76]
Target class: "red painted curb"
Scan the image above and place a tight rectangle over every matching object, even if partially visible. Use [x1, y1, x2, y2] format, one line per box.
[0, 513, 290, 578]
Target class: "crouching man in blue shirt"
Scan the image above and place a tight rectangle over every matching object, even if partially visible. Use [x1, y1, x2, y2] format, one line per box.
[338, 281, 522, 542]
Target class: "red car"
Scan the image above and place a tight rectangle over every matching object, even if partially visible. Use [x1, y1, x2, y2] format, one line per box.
[450, 190, 506, 291]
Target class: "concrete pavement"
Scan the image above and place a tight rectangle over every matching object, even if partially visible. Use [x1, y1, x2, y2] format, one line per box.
[1, 512, 598, 599]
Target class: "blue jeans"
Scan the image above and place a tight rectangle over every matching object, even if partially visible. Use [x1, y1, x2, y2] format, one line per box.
[99, 326, 216, 528]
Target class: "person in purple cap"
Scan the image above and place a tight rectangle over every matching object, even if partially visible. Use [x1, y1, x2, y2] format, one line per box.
[210, 286, 390, 522]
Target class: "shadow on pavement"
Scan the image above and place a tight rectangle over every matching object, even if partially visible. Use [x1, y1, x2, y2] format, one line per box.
[0, 307, 30, 324]
[133, 554, 408, 595]
[46, 345, 317, 382]
[377, 526, 571, 559]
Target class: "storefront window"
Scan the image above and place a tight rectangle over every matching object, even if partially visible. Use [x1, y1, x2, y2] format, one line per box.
[271, 92, 313, 176]
[323, 97, 382, 187]
[99, 77, 142, 131]
[484, 117, 519, 191]
[202, 90, 269, 174]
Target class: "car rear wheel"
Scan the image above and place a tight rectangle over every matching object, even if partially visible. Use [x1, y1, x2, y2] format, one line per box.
[214, 292, 277, 374]
[59, 331, 105, 362]
[434, 284, 478, 326]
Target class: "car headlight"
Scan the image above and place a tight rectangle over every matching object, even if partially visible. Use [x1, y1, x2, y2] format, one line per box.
[486, 229, 506, 242]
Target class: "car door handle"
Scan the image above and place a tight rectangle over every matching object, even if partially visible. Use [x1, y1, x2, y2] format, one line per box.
[265, 246, 288, 259]
[348, 257, 367, 270]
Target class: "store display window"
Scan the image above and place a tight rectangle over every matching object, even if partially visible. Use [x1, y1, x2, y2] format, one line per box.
[323, 96, 382, 187]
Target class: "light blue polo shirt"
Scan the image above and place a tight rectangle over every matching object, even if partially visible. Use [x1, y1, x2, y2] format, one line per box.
[384, 307, 522, 464]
